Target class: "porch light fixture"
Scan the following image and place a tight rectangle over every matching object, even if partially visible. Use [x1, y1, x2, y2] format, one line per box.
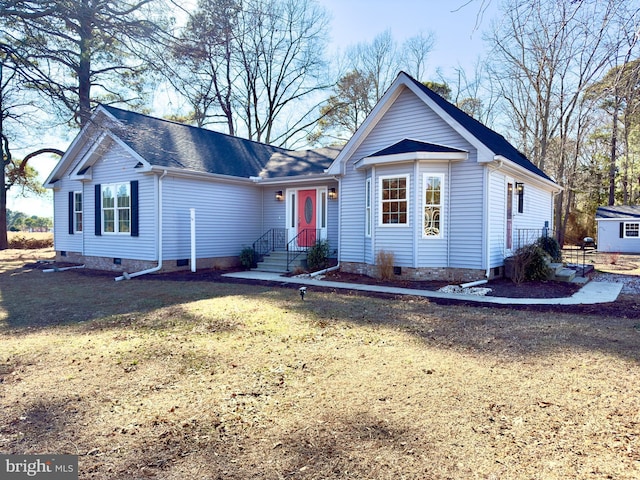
[275, 190, 284, 201]
[328, 187, 337, 199]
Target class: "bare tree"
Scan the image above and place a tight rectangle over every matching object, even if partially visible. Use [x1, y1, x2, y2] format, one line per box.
[1, 0, 165, 128]
[486, 0, 637, 244]
[164, 0, 331, 147]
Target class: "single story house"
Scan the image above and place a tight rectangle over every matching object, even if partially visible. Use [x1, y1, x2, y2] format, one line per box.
[45, 72, 560, 281]
[596, 205, 640, 253]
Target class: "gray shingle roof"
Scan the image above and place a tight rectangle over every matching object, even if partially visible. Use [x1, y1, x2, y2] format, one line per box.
[404, 73, 554, 182]
[596, 205, 640, 220]
[102, 106, 339, 178]
[369, 139, 466, 157]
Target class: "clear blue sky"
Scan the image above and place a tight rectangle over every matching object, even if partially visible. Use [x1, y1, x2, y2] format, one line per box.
[9, 0, 500, 218]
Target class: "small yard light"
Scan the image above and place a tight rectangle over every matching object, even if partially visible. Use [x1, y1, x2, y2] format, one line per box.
[299, 286, 307, 300]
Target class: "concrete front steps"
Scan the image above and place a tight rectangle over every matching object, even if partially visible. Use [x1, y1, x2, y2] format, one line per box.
[547, 262, 594, 284]
[255, 250, 306, 273]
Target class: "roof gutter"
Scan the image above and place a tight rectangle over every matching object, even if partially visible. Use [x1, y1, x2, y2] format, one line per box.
[115, 170, 167, 281]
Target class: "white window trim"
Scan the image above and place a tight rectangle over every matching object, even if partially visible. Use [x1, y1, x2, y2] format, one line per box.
[365, 177, 372, 237]
[102, 183, 131, 235]
[379, 174, 410, 227]
[73, 191, 83, 233]
[623, 222, 640, 238]
[422, 173, 444, 239]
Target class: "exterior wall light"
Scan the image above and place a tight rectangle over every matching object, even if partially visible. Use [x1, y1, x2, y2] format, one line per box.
[275, 190, 284, 201]
[328, 187, 337, 199]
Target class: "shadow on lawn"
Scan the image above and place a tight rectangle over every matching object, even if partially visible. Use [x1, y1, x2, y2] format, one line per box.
[0, 263, 265, 333]
[2, 262, 640, 364]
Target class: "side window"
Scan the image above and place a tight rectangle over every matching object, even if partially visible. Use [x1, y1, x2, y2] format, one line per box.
[74, 192, 83, 233]
[624, 222, 640, 238]
[365, 178, 372, 237]
[423, 174, 443, 238]
[516, 183, 524, 214]
[102, 183, 131, 234]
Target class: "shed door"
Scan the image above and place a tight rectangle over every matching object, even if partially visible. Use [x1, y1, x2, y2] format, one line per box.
[297, 189, 317, 247]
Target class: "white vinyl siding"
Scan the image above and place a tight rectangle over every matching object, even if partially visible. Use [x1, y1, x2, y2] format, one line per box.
[597, 219, 640, 253]
[83, 143, 156, 261]
[162, 176, 262, 260]
[489, 171, 506, 268]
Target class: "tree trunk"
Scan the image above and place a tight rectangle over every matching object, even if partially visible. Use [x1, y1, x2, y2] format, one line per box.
[608, 98, 619, 206]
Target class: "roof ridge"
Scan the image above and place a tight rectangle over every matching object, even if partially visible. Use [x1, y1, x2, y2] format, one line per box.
[100, 104, 293, 153]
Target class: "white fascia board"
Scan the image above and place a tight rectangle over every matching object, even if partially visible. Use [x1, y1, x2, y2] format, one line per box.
[401, 74, 495, 161]
[44, 108, 110, 186]
[150, 166, 255, 186]
[355, 151, 468, 170]
[70, 131, 151, 178]
[493, 155, 562, 193]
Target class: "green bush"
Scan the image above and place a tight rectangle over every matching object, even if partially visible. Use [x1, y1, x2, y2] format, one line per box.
[536, 235, 562, 262]
[306, 239, 330, 271]
[511, 244, 549, 284]
[239, 246, 256, 270]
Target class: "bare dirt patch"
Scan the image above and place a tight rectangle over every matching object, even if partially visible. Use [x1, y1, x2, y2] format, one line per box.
[1, 250, 640, 479]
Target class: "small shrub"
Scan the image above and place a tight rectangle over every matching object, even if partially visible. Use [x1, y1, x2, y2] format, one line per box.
[376, 250, 395, 280]
[607, 251, 620, 265]
[511, 244, 549, 284]
[307, 240, 330, 271]
[239, 246, 256, 270]
[536, 235, 562, 262]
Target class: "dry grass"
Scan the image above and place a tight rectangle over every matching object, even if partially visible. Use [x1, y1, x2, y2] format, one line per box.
[1, 249, 639, 479]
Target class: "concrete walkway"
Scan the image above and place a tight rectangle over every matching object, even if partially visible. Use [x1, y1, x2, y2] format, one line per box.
[222, 271, 623, 305]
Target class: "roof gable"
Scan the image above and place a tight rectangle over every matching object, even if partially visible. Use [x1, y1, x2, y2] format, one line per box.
[327, 72, 554, 184]
[404, 74, 552, 181]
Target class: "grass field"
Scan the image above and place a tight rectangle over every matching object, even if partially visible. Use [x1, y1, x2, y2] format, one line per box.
[0, 248, 639, 479]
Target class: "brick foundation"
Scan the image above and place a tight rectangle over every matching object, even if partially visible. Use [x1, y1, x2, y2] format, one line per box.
[55, 251, 240, 274]
[340, 261, 494, 283]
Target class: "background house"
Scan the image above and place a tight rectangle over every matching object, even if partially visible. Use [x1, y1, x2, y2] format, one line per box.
[596, 206, 640, 253]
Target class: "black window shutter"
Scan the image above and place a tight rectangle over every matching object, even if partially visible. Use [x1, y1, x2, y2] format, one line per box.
[131, 180, 139, 237]
[68, 192, 74, 235]
[620, 222, 624, 238]
[95, 184, 102, 236]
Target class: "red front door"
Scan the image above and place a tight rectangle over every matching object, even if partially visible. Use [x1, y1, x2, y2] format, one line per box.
[297, 189, 317, 247]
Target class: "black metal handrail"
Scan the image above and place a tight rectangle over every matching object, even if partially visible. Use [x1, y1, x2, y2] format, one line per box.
[287, 229, 320, 271]
[252, 228, 287, 263]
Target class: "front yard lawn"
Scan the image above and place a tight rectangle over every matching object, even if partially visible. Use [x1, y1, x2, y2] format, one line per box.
[1, 249, 639, 479]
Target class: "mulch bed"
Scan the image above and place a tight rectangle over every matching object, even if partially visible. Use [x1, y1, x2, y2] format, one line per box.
[28, 262, 640, 318]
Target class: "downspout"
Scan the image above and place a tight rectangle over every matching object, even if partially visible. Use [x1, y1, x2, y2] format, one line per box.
[115, 170, 167, 281]
[485, 159, 503, 278]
